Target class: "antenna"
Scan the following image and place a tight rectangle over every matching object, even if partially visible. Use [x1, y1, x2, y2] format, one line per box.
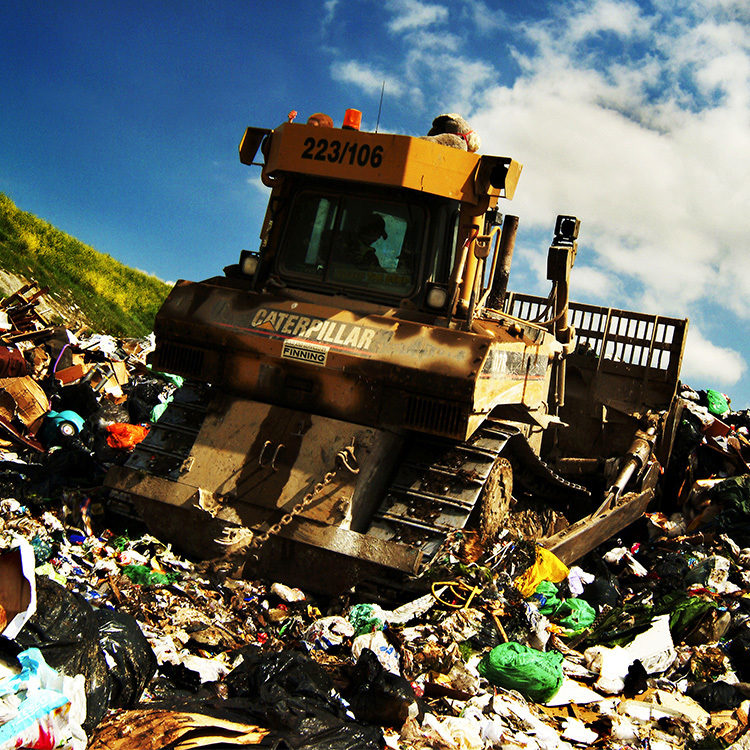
[375, 81, 385, 133]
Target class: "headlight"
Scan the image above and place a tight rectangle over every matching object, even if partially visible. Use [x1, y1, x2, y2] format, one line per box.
[426, 286, 448, 309]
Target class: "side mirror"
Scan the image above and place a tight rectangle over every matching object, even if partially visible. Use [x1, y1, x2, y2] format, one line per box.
[239, 250, 260, 276]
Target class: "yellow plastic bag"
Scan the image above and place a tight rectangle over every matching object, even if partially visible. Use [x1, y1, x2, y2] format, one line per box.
[514, 546, 569, 597]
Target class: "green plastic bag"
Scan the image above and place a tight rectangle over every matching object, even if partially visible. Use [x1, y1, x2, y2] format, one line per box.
[348, 603, 386, 636]
[122, 564, 178, 586]
[556, 597, 596, 634]
[531, 581, 562, 617]
[706, 389, 729, 417]
[477, 642, 564, 702]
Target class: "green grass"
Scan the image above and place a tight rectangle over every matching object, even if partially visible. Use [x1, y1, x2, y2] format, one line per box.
[0, 193, 171, 336]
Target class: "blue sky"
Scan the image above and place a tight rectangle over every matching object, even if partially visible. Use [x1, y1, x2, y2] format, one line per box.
[3, 0, 750, 407]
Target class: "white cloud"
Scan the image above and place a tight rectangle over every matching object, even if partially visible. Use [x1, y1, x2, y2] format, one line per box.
[247, 173, 270, 198]
[331, 60, 405, 97]
[681, 325, 746, 385]
[322, 0, 339, 31]
[468, 2, 750, 323]
[321, 0, 750, 398]
[565, 0, 652, 42]
[386, 0, 449, 33]
[567, 265, 617, 301]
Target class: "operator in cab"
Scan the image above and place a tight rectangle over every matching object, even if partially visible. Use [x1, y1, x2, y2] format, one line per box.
[351, 213, 388, 269]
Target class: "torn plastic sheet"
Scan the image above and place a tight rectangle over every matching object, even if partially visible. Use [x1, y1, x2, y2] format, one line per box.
[303, 616, 354, 651]
[400, 712, 484, 750]
[0, 647, 86, 750]
[584, 614, 677, 694]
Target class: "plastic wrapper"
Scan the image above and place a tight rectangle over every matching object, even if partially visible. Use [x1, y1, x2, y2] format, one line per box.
[352, 630, 400, 675]
[121, 564, 178, 586]
[270, 582, 306, 603]
[514, 546, 569, 597]
[566, 566, 594, 596]
[105, 422, 149, 450]
[583, 615, 676, 694]
[686, 555, 733, 593]
[401, 712, 483, 750]
[349, 603, 386, 636]
[302, 615, 354, 651]
[555, 597, 596, 635]
[438, 608, 484, 642]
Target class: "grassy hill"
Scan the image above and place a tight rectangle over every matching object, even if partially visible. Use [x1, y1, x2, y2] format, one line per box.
[0, 193, 171, 337]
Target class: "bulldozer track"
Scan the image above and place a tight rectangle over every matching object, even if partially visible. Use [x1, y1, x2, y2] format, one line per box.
[366, 419, 590, 569]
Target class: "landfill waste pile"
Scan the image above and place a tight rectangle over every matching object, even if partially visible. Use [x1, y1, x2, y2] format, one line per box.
[1, 287, 750, 749]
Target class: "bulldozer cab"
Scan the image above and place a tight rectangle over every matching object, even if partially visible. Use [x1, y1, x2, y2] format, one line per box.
[236, 122, 521, 321]
[259, 180, 449, 303]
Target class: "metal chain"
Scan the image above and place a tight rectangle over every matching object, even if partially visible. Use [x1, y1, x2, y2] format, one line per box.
[243, 438, 360, 557]
[245, 469, 338, 554]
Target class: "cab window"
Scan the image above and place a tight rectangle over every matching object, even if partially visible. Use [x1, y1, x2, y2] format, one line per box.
[278, 191, 425, 297]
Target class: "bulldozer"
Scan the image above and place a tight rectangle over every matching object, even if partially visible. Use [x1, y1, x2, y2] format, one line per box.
[105, 110, 688, 594]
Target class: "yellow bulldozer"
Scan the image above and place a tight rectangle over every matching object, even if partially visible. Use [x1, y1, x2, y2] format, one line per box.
[105, 111, 688, 594]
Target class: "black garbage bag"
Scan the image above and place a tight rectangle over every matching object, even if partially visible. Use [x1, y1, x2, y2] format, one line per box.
[223, 649, 384, 749]
[14, 577, 156, 731]
[96, 608, 157, 708]
[728, 628, 750, 681]
[15, 577, 110, 730]
[343, 648, 423, 727]
[687, 681, 745, 711]
[712, 475, 750, 546]
[126, 378, 170, 424]
[41, 443, 107, 490]
[581, 575, 620, 610]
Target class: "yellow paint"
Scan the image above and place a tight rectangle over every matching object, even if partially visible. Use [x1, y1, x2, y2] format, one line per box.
[262, 123, 521, 206]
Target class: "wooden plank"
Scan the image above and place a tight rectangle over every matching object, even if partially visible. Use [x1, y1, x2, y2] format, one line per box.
[89, 710, 268, 750]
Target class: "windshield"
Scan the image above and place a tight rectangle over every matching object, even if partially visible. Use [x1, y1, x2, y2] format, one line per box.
[277, 191, 425, 297]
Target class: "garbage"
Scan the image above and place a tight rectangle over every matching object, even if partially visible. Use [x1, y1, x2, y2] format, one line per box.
[221, 649, 386, 749]
[1, 292, 750, 747]
[583, 615, 677, 694]
[349, 602, 387, 636]
[344, 647, 421, 727]
[351, 630, 400, 675]
[0, 647, 87, 750]
[88, 710, 269, 750]
[104, 422, 149, 450]
[302, 615, 354, 651]
[513, 546, 569, 597]
[13, 576, 156, 731]
[687, 680, 746, 712]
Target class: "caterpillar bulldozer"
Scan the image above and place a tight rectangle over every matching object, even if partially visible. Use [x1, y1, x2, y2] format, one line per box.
[105, 112, 688, 594]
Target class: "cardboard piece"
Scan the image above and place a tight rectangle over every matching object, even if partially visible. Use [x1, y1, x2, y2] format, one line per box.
[53, 363, 90, 386]
[0, 540, 37, 639]
[0, 376, 50, 426]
